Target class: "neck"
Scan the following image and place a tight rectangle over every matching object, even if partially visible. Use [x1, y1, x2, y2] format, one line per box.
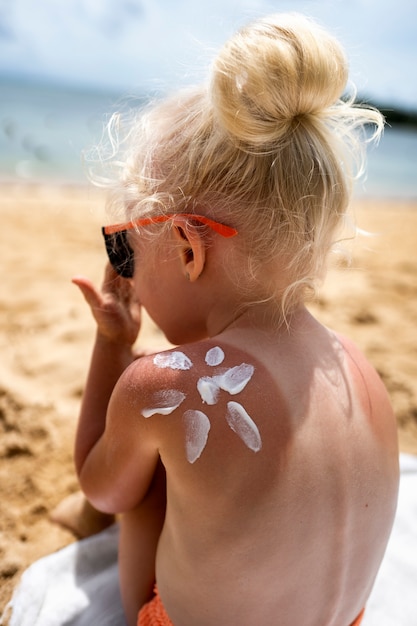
[211, 300, 310, 340]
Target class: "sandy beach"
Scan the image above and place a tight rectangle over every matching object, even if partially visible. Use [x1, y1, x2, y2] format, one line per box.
[1, 184, 416, 613]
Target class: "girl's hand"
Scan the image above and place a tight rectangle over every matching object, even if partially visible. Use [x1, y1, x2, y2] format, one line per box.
[72, 264, 141, 346]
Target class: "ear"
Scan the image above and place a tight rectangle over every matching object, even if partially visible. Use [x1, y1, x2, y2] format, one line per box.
[171, 218, 206, 282]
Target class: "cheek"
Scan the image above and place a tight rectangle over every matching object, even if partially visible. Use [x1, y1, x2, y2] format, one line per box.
[137, 276, 206, 343]
[134, 256, 176, 314]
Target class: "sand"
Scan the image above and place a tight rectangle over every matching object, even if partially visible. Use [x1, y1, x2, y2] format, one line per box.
[1, 184, 416, 612]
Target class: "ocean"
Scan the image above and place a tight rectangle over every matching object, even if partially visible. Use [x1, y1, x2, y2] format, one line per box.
[1, 78, 416, 199]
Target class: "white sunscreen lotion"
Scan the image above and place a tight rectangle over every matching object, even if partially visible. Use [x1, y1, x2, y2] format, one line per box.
[197, 376, 220, 405]
[197, 363, 255, 405]
[215, 363, 254, 395]
[153, 351, 193, 371]
[183, 410, 211, 463]
[225, 401, 262, 452]
[205, 346, 225, 367]
[141, 390, 186, 418]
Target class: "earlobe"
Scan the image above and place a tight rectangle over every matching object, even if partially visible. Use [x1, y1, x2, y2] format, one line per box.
[172, 220, 206, 282]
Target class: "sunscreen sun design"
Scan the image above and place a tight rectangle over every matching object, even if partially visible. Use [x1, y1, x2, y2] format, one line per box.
[150, 348, 262, 462]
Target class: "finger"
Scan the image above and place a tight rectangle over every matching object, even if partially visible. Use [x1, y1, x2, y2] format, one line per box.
[101, 264, 136, 306]
[99, 267, 129, 303]
[101, 263, 123, 292]
[120, 276, 136, 305]
[72, 275, 104, 310]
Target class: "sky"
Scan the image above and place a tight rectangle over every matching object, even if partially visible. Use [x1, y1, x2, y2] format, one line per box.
[0, 0, 416, 110]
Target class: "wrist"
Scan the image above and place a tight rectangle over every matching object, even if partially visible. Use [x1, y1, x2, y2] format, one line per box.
[94, 330, 136, 357]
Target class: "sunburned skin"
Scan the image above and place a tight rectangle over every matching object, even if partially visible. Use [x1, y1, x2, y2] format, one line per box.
[148, 347, 262, 462]
[183, 410, 211, 463]
[141, 389, 186, 418]
[226, 401, 262, 452]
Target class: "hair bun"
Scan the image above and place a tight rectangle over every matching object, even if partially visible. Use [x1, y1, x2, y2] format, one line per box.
[210, 13, 348, 146]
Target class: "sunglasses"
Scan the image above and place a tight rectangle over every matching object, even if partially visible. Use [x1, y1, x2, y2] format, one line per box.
[102, 213, 238, 278]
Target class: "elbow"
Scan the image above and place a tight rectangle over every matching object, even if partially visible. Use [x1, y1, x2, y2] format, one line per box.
[77, 468, 118, 515]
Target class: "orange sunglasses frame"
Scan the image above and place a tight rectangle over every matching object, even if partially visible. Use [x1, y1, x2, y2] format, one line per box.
[102, 213, 238, 278]
[102, 213, 238, 238]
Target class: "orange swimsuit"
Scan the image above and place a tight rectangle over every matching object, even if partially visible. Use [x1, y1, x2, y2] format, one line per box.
[138, 588, 365, 626]
[351, 608, 365, 626]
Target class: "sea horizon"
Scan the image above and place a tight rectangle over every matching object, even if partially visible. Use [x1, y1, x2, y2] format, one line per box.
[1, 77, 417, 200]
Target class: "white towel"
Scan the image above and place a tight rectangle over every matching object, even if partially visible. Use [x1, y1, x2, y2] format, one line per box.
[2, 454, 417, 626]
[1, 525, 125, 626]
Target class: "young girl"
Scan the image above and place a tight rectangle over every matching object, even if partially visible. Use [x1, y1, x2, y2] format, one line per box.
[72, 13, 399, 626]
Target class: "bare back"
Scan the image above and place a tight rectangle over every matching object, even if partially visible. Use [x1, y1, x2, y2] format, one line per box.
[146, 311, 399, 626]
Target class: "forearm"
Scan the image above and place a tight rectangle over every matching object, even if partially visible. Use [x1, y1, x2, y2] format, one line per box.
[74, 332, 135, 476]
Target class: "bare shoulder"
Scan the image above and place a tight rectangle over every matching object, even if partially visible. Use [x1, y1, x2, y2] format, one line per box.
[118, 342, 225, 409]
[334, 331, 385, 389]
[114, 339, 267, 466]
[334, 331, 396, 427]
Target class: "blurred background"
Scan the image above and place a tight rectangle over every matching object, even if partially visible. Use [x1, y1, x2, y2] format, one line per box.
[0, 0, 416, 197]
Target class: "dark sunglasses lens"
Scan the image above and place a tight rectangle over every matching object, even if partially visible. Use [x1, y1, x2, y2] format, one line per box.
[103, 230, 134, 278]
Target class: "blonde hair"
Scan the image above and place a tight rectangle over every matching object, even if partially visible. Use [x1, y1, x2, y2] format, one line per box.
[95, 12, 383, 319]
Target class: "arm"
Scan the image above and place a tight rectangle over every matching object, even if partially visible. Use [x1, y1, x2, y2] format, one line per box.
[73, 265, 162, 514]
[73, 265, 141, 479]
